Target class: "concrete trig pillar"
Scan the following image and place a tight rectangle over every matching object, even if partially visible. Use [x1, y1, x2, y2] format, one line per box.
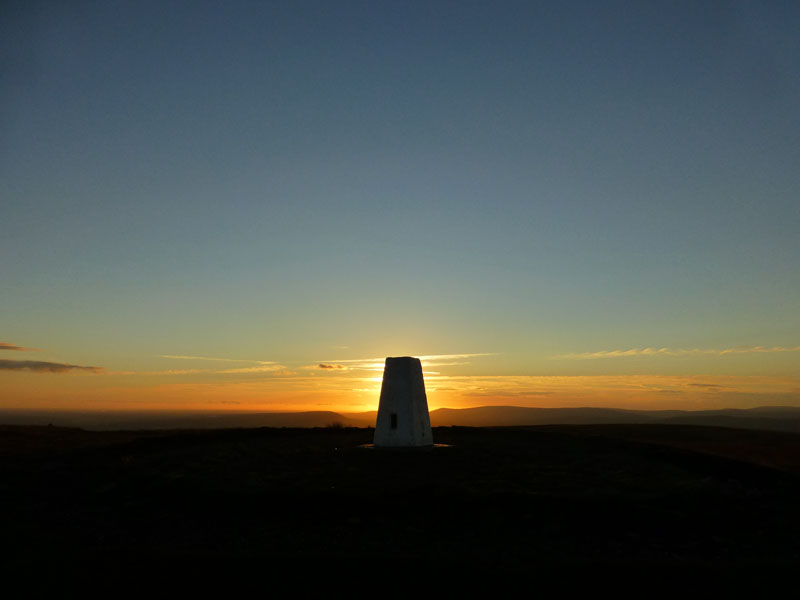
[373, 356, 433, 448]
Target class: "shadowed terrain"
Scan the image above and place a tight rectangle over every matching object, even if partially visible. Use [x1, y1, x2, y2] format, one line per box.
[5, 405, 800, 432]
[2, 423, 800, 585]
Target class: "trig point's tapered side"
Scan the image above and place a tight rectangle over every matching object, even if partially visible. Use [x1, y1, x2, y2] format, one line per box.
[373, 356, 433, 448]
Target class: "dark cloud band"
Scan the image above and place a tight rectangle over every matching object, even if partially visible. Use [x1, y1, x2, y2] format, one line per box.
[0, 342, 40, 352]
[0, 359, 103, 373]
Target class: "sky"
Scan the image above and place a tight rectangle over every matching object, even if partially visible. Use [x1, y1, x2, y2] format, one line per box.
[1, 0, 799, 414]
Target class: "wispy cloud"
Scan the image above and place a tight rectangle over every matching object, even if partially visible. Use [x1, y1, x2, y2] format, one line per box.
[318, 363, 348, 370]
[315, 353, 495, 371]
[113, 366, 292, 376]
[687, 383, 728, 389]
[417, 353, 496, 361]
[160, 354, 275, 364]
[110, 369, 206, 376]
[0, 342, 40, 352]
[219, 365, 289, 374]
[0, 359, 103, 373]
[554, 345, 800, 359]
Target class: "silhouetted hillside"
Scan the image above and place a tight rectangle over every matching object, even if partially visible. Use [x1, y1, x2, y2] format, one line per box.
[0, 409, 364, 430]
[3, 405, 800, 432]
[430, 406, 664, 426]
[429, 405, 800, 432]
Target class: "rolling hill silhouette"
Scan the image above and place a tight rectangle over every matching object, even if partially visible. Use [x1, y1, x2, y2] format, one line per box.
[3, 405, 800, 432]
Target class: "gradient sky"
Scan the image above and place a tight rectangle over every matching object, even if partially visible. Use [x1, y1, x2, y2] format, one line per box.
[2, 1, 799, 413]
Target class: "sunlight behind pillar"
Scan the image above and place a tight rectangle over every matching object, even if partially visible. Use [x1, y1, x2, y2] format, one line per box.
[373, 357, 433, 448]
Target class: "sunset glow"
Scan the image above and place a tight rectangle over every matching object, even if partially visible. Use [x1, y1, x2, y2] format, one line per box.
[2, 2, 799, 419]
[2, 350, 798, 415]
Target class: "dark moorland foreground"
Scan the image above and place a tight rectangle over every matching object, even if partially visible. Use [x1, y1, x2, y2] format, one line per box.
[3, 423, 800, 587]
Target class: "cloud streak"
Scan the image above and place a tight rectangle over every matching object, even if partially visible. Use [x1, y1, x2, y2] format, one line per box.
[554, 345, 800, 359]
[219, 365, 289, 374]
[315, 353, 495, 371]
[160, 354, 275, 364]
[0, 342, 40, 352]
[0, 359, 103, 373]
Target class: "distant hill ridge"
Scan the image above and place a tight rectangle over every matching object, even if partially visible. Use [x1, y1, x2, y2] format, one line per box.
[3, 405, 800, 433]
[428, 405, 800, 432]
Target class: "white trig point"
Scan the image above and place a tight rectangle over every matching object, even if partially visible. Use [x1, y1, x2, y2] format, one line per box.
[373, 356, 433, 448]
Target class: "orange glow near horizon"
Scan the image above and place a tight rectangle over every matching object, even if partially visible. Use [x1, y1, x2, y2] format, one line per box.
[2, 368, 798, 414]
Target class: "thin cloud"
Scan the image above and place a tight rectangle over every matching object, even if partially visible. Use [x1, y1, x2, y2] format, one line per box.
[316, 353, 496, 371]
[462, 390, 554, 398]
[318, 363, 347, 370]
[417, 353, 496, 361]
[714, 345, 800, 355]
[115, 369, 206, 376]
[687, 383, 728, 389]
[219, 365, 288, 374]
[114, 366, 292, 376]
[160, 354, 275, 364]
[0, 342, 40, 352]
[554, 345, 800, 359]
[0, 359, 103, 373]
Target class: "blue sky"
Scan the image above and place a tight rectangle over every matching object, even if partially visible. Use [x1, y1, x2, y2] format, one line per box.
[1, 1, 798, 410]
